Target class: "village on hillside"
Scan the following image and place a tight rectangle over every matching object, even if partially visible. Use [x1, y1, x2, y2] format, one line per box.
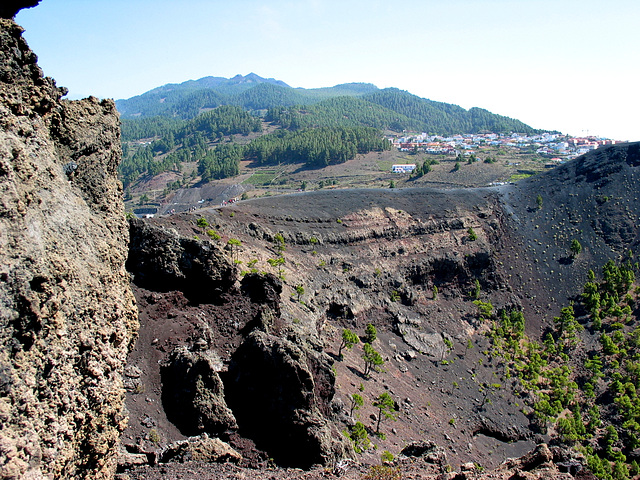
[389, 132, 621, 162]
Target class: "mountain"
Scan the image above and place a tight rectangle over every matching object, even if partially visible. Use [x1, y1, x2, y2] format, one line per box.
[116, 73, 292, 118]
[363, 88, 538, 135]
[115, 73, 544, 136]
[116, 74, 546, 189]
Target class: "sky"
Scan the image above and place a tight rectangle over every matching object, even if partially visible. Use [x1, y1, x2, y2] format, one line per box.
[16, 0, 640, 141]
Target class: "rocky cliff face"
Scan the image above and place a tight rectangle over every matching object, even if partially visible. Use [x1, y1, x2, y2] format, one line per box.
[123, 218, 352, 468]
[0, 16, 137, 480]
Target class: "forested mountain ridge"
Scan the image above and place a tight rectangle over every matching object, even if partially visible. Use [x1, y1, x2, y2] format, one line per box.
[116, 73, 291, 118]
[363, 88, 539, 135]
[115, 73, 544, 135]
[117, 73, 548, 195]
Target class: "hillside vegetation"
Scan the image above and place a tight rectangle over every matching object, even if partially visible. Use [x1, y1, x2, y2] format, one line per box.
[117, 73, 548, 192]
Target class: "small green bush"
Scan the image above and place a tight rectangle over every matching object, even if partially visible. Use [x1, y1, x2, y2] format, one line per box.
[363, 465, 401, 480]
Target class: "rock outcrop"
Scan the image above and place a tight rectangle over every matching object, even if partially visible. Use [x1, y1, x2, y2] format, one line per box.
[0, 16, 137, 480]
[125, 217, 352, 469]
[226, 330, 352, 468]
[0, 1, 40, 20]
[160, 345, 237, 436]
[159, 435, 241, 464]
[127, 218, 237, 304]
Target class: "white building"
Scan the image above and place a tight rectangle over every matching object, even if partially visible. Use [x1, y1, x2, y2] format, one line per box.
[392, 164, 416, 173]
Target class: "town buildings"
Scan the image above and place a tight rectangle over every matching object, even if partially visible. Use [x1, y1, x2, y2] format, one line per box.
[389, 132, 619, 161]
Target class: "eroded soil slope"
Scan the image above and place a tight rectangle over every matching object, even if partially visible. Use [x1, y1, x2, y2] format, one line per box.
[120, 142, 640, 479]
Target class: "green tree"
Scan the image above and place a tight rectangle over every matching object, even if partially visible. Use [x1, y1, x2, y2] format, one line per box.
[267, 256, 285, 278]
[273, 233, 286, 254]
[295, 285, 304, 302]
[349, 421, 371, 453]
[571, 239, 582, 258]
[442, 337, 453, 361]
[372, 392, 397, 434]
[350, 393, 364, 416]
[453, 162, 461, 172]
[467, 227, 477, 241]
[470, 279, 481, 299]
[365, 323, 377, 344]
[363, 343, 384, 377]
[478, 382, 502, 409]
[536, 194, 543, 210]
[465, 338, 474, 357]
[196, 217, 209, 230]
[227, 238, 242, 262]
[554, 304, 582, 348]
[339, 328, 360, 358]
[473, 299, 494, 320]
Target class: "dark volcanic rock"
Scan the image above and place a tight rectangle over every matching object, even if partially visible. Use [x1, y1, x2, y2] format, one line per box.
[0, 1, 40, 19]
[160, 345, 237, 436]
[0, 16, 137, 480]
[127, 218, 237, 304]
[240, 272, 282, 312]
[226, 330, 352, 468]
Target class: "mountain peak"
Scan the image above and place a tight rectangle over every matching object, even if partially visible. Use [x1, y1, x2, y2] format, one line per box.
[229, 73, 290, 88]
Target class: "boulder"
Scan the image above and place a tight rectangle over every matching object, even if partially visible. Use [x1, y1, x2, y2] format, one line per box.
[160, 346, 237, 436]
[160, 435, 241, 464]
[127, 218, 237, 304]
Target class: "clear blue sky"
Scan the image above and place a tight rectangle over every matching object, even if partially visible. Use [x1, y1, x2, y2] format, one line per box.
[16, 0, 640, 141]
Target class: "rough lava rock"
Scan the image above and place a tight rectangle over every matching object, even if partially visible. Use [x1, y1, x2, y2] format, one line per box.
[159, 435, 241, 464]
[160, 345, 237, 436]
[127, 218, 237, 304]
[0, 17, 137, 479]
[226, 329, 353, 468]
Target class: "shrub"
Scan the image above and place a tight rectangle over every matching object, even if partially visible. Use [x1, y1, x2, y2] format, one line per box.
[363, 343, 384, 377]
[363, 465, 402, 480]
[381, 450, 394, 463]
[470, 279, 481, 299]
[148, 428, 160, 444]
[339, 329, 360, 358]
[347, 421, 370, 453]
[571, 239, 582, 258]
[365, 323, 378, 343]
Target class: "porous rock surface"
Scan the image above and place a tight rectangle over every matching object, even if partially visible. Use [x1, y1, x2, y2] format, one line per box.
[0, 17, 137, 479]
